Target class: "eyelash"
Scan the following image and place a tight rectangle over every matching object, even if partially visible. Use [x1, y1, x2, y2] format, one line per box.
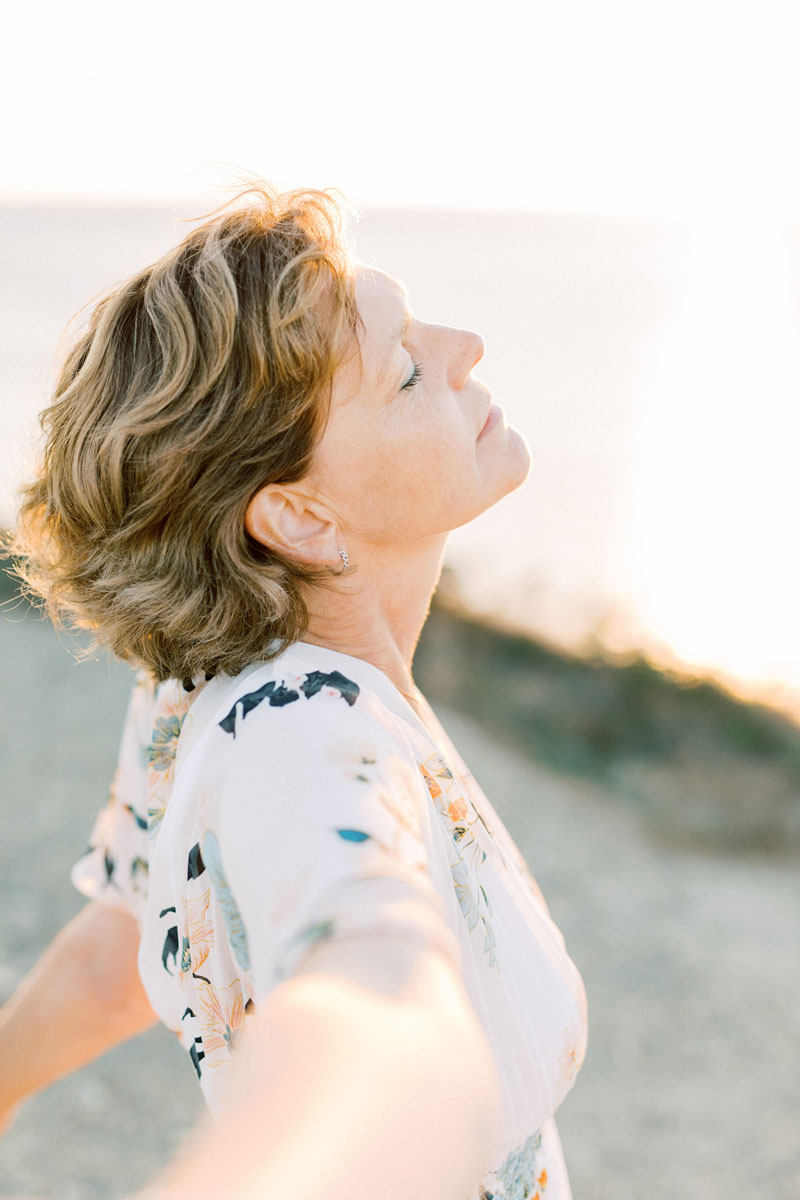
[402, 363, 424, 390]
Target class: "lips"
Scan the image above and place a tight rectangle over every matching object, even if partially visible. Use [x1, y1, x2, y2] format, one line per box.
[477, 403, 501, 439]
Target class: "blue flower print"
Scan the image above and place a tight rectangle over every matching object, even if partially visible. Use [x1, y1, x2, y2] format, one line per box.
[494, 1129, 547, 1200]
[148, 714, 184, 772]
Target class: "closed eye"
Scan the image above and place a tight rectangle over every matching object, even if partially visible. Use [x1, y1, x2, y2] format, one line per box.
[401, 363, 424, 390]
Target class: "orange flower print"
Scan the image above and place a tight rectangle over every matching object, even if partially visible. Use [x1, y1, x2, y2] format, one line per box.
[419, 761, 442, 801]
[419, 751, 498, 970]
[180, 889, 215, 976]
[419, 754, 460, 820]
[538, 1168, 548, 1189]
[196, 980, 246, 1062]
[446, 796, 468, 822]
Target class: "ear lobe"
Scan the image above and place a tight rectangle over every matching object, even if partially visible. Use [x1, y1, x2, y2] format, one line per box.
[244, 485, 337, 564]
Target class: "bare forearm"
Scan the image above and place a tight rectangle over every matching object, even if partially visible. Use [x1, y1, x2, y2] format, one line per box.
[0, 901, 156, 1112]
[146, 942, 503, 1200]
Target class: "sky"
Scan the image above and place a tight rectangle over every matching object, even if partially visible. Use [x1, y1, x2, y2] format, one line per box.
[2, 0, 799, 217]
[2, 0, 800, 710]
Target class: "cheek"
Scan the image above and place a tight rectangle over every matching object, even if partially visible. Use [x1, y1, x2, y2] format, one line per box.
[319, 404, 477, 533]
[367, 422, 476, 524]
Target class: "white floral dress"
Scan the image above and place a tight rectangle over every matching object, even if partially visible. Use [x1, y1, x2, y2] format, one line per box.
[72, 640, 588, 1200]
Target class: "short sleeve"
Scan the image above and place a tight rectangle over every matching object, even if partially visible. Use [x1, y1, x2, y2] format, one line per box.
[199, 686, 462, 999]
[70, 669, 155, 925]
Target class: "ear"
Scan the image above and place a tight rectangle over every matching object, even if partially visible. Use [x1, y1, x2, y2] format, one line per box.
[244, 484, 339, 566]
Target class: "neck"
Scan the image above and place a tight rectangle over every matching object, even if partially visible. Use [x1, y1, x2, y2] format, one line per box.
[299, 534, 448, 698]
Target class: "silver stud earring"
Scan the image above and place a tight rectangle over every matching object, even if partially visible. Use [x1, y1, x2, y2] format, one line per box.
[338, 548, 349, 571]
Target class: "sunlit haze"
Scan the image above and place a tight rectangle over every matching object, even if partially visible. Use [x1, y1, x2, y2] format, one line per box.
[2, 0, 799, 218]
[2, 1, 799, 718]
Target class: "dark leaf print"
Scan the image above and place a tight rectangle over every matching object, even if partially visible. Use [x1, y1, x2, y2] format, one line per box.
[218, 679, 299, 735]
[189, 1038, 205, 1078]
[124, 803, 148, 831]
[162, 925, 179, 974]
[187, 842, 206, 880]
[181, 1008, 206, 1077]
[219, 670, 360, 737]
[103, 850, 115, 885]
[159, 907, 179, 975]
[300, 669, 360, 705]
[131, 856, 148, 886]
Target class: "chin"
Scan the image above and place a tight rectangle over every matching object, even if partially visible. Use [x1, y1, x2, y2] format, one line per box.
[501, 425, 533, 491]
[457, 437, 531, 528]
[444, 429, 533, 532]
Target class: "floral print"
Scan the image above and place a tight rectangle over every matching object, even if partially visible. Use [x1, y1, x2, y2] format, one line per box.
[201, 830, 251, 973]
[147, 714, 184, 773]
[420, 752, 499, 969]
[144, 684, 195, 835]
[218, 668, 359, 738]
[71, 645, 587, 1199]
[195, 979, 247, 1060]
[179, 888, 214, 977]
[488, 1130, 549, 1200]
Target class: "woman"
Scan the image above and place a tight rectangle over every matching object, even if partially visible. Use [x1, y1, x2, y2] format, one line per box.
[0, 183, 587, 1200]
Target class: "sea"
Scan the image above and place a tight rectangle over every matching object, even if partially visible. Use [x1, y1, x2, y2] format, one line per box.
[2, 202, 798, 719]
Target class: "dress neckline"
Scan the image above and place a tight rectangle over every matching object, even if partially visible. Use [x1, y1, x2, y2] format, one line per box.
[183, 639, 463, 772]
[288, 639, 447, 750]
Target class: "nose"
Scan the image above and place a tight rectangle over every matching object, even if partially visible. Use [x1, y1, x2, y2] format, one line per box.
[450, 328, 485, 389]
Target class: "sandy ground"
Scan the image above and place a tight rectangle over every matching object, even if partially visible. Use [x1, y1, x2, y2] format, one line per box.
[1, 605, 798, 1200]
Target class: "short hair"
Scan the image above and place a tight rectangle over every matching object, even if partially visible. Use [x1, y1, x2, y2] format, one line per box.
[5, 182, 362, 682]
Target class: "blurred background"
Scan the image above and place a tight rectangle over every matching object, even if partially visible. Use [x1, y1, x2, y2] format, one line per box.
[1, 2, 799, 1198]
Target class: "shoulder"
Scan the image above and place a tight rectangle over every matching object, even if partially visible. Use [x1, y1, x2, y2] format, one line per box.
[125, 668, 186, 734]
[125, 671, 205, 762]
[182, 652, 410, 779]
[177, 655, 427, 850]
[218, 660, 374, 736]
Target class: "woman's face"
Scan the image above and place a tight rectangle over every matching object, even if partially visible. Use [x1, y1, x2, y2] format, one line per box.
[305, 266, 531, 547]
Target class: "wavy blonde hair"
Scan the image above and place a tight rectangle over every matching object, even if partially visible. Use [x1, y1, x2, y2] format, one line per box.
[5, 183, 362, 683]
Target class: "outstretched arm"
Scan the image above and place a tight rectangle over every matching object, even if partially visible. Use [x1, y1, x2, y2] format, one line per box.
[2, 911, 503, 1200]
[138, 932, 504, 1200]
[0, 900, 157, 1129]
